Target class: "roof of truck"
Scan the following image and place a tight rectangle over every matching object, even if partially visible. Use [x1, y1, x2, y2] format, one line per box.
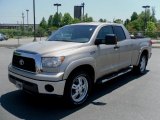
[71, 22, 122, 26]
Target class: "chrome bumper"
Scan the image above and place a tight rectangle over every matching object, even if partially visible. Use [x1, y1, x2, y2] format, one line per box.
[8, 65, 66, 95]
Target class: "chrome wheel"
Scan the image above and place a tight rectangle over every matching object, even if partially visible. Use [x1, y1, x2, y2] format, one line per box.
[71, 75, 89, 103]
[140, 56, 146, 73]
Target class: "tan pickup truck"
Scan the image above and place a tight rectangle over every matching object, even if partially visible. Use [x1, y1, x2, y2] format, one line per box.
[8, 22, 152, 106]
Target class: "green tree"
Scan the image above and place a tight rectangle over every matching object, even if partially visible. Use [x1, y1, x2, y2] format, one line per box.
[35, 27, 46, 37]
[157, 20, 160, 31]
[114, 19, 123, 24]
[147, 21, 157, 32]
[39, 17, 47, 29]
[52, 13, 62, 27]
[61, 13, 73, 26]
[83, 14, 93, 22]
[150, 7, 157, 23]
[52, 13, 58, 27]
[124, 19, 130, 27]
[146, 21, 157, 38]
[131, 12, 138, 21]
[48, 15, 53, 27]
[98, 18, 106, 22]
[72, 18, 81, 24]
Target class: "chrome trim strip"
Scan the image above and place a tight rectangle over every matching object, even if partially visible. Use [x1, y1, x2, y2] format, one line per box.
[14, 50, 42, 73]
[101, 69, 132, 83]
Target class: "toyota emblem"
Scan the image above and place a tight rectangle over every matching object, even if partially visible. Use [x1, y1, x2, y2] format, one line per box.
[19, 59, 24, 66]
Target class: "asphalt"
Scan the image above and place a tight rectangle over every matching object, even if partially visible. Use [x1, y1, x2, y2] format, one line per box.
[0, 46, 160, 120]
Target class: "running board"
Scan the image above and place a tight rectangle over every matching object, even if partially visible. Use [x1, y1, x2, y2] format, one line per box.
[98, 67, 132, 84]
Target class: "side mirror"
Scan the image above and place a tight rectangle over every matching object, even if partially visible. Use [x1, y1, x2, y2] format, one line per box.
[104, 34, 117, 45]
[95, 34, 117, 45]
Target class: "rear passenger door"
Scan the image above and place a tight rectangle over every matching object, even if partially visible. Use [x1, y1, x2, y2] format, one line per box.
[113, 26, 132, 70]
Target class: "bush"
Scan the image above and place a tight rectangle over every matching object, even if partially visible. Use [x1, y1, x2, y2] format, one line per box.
[146, 32, 157, 38]
[0, 29, 34, 38]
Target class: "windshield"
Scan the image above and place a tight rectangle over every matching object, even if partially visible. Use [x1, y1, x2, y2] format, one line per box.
[47, 25, 97, 43]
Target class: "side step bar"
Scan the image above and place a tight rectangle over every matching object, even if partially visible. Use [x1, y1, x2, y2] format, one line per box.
[98, 67, 132, 84]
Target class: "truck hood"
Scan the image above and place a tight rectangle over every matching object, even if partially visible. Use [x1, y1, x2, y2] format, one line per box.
[17, 41, 84, 55]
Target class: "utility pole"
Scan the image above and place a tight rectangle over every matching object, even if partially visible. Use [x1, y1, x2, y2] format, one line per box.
[33, 0, 36, 41]
[22, 12, 25, 30]
[26, 9, 29, 30]
[81, 2, 85, 21]
[142, 5, 150, 33]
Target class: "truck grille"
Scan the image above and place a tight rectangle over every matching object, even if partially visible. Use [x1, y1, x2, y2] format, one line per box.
[12, 55, 36, 72]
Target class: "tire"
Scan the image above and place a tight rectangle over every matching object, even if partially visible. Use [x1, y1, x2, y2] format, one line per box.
[64, 71, 92, 107]
[133, 54, 148, 74]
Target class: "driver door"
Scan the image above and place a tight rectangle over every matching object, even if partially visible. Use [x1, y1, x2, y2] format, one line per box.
[96, 26, 120, 78]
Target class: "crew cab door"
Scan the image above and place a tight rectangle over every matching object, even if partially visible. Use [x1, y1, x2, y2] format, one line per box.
[113, 26, 132, 69]
[95, 26, 120, 78]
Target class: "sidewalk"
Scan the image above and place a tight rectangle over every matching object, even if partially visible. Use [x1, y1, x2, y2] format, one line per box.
[152, 40, 160, 48]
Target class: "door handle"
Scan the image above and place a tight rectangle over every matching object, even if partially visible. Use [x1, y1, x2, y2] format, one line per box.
[114, 46, 120, 49]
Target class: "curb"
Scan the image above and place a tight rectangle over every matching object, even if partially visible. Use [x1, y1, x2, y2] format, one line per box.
[152, 46, 160, 48]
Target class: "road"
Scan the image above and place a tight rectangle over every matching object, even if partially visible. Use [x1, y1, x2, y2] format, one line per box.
[0, 46, 160, 120]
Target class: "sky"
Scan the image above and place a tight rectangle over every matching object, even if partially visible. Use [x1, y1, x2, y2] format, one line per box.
[0, 0, 160, 24]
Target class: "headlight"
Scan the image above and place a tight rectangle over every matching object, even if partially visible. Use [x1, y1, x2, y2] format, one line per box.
[42, 56, 65, 68]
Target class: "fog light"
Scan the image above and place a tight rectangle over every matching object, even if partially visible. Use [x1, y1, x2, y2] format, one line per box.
[45, 84, 54, 92]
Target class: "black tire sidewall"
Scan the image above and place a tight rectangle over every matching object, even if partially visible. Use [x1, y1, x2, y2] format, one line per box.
[138, 55, 147, 74]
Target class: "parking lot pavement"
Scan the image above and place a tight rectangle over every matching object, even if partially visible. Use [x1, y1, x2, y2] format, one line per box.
[0, 45, 160, 120]
[0, 37, 47, 48]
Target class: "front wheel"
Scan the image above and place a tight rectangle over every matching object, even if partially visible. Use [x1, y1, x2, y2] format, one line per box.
[64, 71, 92, 107]
[133, 54, 148, 74]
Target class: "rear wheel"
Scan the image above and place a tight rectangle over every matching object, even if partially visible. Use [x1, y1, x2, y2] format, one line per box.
[64, 71, 92, 107]
[133, 54, 148, 74]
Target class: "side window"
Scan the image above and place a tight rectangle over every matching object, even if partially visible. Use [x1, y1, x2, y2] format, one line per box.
[97, 26, 113, 40]
[113, 26, 126, 41]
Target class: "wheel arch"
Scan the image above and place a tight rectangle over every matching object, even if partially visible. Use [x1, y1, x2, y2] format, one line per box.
[67, 64, 95, 82]
[63, 57, 96, 80]
[136, 49, 149, 66]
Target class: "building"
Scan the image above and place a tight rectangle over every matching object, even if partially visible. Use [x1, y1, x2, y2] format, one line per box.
[74, 6, 82, 20]
[0, 24, 39, 30]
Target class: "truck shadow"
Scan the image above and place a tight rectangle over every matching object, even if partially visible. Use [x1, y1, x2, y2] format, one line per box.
[0, 71, 149, 120]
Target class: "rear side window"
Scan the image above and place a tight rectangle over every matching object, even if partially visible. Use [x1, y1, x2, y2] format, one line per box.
[113, 26, 126, 41]
[97, 26, 113, 39]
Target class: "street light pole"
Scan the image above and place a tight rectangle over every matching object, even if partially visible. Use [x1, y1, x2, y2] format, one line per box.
[54, 3, 61, 26]
[81, 3, 85, 21]
[54, 3, 61, 15]
[22, 12, 25, 30]
[142, 5, 150, 33]
[33, 0, 36, 41]
[26, 9, 29, 29]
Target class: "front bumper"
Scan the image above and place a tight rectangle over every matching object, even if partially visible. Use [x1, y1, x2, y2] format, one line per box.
[8, 65, 66, 95]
